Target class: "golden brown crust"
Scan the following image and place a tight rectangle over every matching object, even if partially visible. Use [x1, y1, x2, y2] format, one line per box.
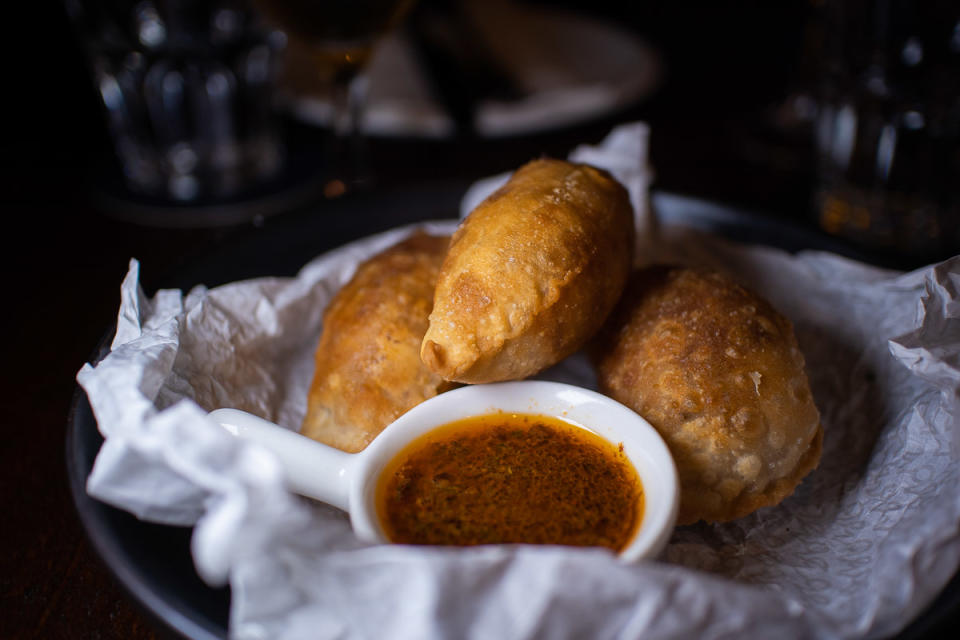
[301, 233, 455, 453]
[593, 266, 822, 525]
[422, 158, 634, 383]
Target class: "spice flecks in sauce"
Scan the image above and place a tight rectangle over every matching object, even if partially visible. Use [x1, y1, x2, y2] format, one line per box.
[376, 413, 643, 551]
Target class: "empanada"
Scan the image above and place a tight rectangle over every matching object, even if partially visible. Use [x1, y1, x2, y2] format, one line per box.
[421, 158, 634, 383]
[302, 233, 454, 452]
[593, 266, 822, 525]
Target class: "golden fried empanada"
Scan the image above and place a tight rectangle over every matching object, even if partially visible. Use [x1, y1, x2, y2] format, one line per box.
[421, 158, 634, 383]
[593, 266, 822, 525]
[302, 233, 454, 452]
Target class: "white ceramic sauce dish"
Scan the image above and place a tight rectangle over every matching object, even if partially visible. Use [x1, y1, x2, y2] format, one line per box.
[209, 380, 679, 561]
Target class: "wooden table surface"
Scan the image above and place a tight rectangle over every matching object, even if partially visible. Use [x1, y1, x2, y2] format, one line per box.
[4, 2, 957, 638]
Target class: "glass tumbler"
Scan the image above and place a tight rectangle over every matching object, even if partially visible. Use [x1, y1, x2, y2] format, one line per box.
[814, 0, 960, 260]
[66, 0, 287, 201]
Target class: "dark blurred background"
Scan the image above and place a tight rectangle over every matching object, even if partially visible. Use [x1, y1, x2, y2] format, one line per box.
[5, 0, 819, 221]
[4, 0, 832, 322]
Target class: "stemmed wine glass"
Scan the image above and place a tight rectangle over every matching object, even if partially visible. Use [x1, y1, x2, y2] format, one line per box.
[254, 0, 418, 194]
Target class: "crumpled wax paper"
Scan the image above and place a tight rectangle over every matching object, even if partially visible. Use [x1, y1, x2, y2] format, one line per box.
[77, 123, 960, 640]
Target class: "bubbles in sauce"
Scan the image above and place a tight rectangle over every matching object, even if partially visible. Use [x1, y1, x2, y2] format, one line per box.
[376, 413, 644, 552]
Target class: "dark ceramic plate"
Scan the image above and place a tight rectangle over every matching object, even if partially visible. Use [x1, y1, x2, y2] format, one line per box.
[66, 185, 959, 639]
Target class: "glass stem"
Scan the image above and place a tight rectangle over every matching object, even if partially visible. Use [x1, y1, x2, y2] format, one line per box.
[328, 72, 371, 190]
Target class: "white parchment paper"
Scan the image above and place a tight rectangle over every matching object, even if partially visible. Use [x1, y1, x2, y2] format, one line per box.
[77, 124, 960, 639]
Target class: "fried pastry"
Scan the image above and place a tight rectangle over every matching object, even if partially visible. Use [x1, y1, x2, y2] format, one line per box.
[421, 158, 634, 383]
[302, 233, 454, 453]
[593, 266, 822, 525]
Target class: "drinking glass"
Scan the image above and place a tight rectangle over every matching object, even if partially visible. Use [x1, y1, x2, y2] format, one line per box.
[813, 0, 960, 261]
[254, 0, 418, 193]
[66, 0, 286, 202]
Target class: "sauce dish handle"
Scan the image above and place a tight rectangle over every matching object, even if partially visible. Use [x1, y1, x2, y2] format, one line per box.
[208, 408, 354, 512]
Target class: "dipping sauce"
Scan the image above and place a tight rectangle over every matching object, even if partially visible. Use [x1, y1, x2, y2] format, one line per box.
[375, 413, 644, 551]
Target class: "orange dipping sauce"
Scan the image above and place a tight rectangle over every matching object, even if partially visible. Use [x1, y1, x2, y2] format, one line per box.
[375, 413, 644, 551]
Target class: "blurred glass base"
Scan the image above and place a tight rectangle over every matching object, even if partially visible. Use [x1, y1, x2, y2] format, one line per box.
[113, 132, 285, 203]
[816, 183, 959, 262]
[86, 120, 326, 228]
